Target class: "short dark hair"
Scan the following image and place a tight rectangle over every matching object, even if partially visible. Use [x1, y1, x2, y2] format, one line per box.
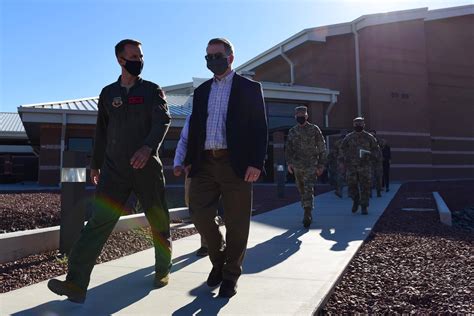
[115, 39, 142, 57]
[208, 38, 234, 55]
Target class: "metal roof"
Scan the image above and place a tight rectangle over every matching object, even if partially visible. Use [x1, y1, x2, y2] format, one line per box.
[0, 112, 26, 134]
[19, 94, 192, 117]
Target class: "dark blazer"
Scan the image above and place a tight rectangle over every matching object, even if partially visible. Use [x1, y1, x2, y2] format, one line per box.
[184, 73, 268, 179]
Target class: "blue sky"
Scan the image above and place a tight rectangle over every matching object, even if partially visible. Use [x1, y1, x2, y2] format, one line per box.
[1, 0, 472, 112]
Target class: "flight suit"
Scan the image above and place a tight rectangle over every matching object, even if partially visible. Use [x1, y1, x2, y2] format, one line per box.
[66, 76, 171, 291]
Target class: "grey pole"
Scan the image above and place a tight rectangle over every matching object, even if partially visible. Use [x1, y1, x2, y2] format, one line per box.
[59, 151, 87, 255]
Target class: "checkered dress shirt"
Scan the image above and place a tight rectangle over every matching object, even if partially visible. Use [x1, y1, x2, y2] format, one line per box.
[205, 71, 235, 150]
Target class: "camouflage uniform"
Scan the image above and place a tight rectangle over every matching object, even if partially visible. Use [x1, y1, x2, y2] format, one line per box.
[332, 137, 345, 197]
[285, 123, 327, 210]
[339, 127, 381, 213]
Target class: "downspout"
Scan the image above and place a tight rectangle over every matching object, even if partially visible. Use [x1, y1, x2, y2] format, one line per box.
[325, 93, 337, 148]
[352, 20, 362, 117]
[280, 46, 295, 85]
[60, 113, 67, 188]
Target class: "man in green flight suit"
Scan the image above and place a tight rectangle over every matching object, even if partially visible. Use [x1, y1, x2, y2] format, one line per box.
[339, 117, 381, 215]
[47, 39, 172, 303]
[285, 106, 327, 228]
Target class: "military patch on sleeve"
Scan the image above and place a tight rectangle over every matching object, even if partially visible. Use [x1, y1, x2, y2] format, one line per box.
[112, 97, 123, 108]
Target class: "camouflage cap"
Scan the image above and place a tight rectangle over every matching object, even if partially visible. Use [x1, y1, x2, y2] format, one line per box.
[353, 116, 365, 122]
[295, 106, 308, 114]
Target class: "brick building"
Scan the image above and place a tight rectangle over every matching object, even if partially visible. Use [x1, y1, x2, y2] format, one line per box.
[0, 112, 37, 183]
[236, 5, 474, 181]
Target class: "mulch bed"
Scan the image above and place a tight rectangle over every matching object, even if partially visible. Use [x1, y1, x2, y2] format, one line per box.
[322, 181, 474, 314]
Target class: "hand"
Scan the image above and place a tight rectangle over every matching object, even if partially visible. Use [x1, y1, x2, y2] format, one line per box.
[173, 166, 183, 177]
[244, 166, 261, 182]
[90, 169, 100, 185]
[316, 167, 324, 177]
[130, 146, 152, 169]
[288, 164, 294, 174]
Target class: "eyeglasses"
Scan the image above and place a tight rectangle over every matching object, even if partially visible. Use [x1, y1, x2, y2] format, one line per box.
[205, 53, 227, 61]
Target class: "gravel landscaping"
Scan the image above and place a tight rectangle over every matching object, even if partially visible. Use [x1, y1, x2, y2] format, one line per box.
[322, 181, 474, 314]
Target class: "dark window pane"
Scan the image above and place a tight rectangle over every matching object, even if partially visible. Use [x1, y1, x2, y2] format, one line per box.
[68, 138, 93, 152]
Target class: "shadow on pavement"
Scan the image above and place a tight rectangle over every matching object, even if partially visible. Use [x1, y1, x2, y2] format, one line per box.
[12, 266, 155, 316]
[244, 228, 308, 274]
[172, 282, 229, 315]
[12, 250, 203, 316]
[319, 227, 358, 251]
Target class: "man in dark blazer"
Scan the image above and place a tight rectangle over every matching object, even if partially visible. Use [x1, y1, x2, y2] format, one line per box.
[184, 38, 268, 298]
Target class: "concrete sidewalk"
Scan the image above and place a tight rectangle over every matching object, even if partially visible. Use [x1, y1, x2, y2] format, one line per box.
[1, 185, 400, 316]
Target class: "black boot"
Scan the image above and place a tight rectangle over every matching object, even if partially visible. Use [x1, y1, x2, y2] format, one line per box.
[47, 279, 86, 303]
[303, 207, 312, 228]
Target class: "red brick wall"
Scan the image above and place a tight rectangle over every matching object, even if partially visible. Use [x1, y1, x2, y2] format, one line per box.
[425, 15, 474, 176]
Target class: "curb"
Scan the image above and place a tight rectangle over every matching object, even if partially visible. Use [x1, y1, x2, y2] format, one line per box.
[432, 192, 452, 226]
[0, 207, 189, 264]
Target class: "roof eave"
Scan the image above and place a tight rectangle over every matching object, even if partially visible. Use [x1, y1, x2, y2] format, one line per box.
[236, 5, 473, 72]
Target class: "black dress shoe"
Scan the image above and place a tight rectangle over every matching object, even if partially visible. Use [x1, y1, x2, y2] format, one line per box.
[218, 279, 237, 298]
[47, 279, 86, 303]
[206, 266, 223, 287]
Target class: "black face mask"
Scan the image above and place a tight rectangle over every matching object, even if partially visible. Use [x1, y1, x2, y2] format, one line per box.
[296, 117, 307, 125]
[354, 126, 364, 132]
[207, 57, 229, 76]
[123, 58, 143, 76]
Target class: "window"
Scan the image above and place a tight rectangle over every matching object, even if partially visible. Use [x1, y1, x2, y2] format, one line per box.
[68, 138, 93, 153]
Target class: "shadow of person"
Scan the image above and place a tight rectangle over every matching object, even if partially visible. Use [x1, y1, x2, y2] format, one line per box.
[171, 250, 205, 273]
[319, 226, 366, 251]
[12, 266, 155, 316]
[243, 228, 307, 274]
[172, 282, 229, 316]
[12, 250, 202, 316]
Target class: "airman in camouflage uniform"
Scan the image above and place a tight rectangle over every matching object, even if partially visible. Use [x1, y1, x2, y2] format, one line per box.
[285, 106, 327, 227]
[339, 117, 381, 215]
